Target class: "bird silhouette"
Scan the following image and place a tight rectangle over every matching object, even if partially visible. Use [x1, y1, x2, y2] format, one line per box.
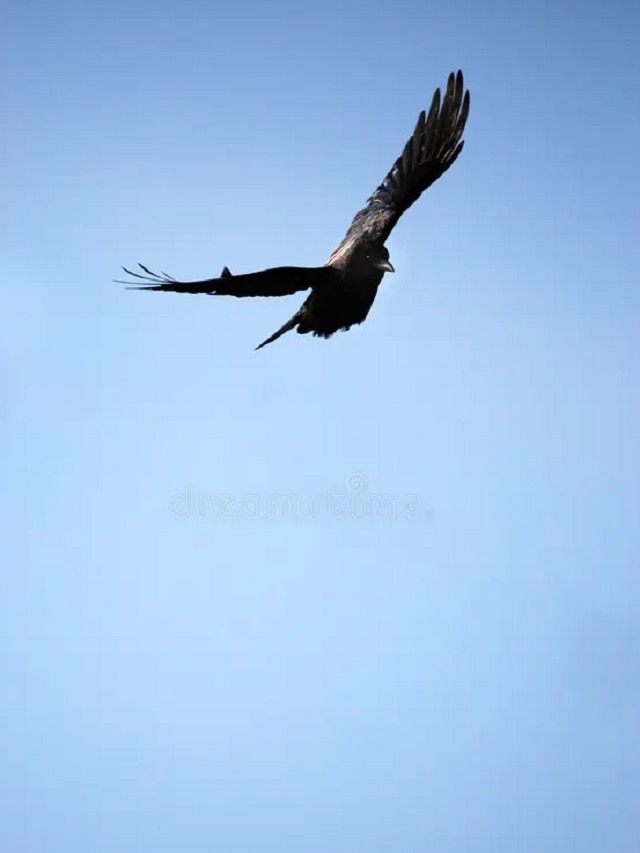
[118, 70, 470, 350]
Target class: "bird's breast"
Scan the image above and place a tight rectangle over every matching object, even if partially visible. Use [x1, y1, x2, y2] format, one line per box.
[303, 275, 380, 336]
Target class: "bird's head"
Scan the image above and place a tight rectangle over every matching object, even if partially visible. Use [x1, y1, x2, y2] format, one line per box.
[367, 244, 395, 274]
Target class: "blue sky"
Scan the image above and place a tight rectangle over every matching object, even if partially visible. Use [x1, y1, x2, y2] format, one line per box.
[2, 0, 639, 850]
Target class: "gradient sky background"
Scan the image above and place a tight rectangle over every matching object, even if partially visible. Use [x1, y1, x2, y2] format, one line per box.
[2, 1, 639, 851]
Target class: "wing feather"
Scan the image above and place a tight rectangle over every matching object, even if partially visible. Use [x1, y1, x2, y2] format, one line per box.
[116, 263, 335, 298]
[330, 70, 470, 256]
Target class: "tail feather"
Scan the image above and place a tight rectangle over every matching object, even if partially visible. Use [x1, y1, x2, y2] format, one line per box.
[212, 260, 304, 349]
[220, 264, 305, 350]
[255, 310, 304, 351]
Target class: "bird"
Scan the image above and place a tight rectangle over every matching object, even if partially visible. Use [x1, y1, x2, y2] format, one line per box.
[118, 70, 470, 350]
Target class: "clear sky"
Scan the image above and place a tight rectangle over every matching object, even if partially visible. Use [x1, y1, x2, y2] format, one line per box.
[2, 0, 639, 851]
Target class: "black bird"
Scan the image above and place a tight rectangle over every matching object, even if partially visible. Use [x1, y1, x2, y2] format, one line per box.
[119, 70, 470, 350]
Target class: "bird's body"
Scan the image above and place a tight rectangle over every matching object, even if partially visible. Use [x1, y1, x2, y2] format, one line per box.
[255, 248, 387, 349]
[300, 273, 381, 338]
[119, 71, 470, 350]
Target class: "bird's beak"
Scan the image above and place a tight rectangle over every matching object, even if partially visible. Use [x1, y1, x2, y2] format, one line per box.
[376, 259, 395, 273]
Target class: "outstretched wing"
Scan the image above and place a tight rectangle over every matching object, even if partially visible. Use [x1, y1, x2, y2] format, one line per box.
[117, 263, 335, 298]
[330, 70, 470, 258]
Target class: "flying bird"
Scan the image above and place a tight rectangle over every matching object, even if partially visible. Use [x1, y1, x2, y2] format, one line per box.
[118, 70, 470, 350]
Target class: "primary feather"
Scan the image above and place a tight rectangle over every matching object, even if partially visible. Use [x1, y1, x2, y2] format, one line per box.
[328, 70, 469, 264]
[118, 263, 336, 298]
